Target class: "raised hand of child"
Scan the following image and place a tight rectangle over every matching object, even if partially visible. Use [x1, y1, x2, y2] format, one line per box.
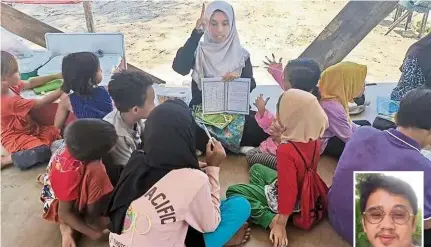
[263, 53, 283, 69]
[205, 139, 226, 167]
[222, 72, 240, 82]
[195, 3, 207, 32]
[253, 94, 270, 117]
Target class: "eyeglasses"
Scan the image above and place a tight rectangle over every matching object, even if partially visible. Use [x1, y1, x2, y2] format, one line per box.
[363, 206, 414, 225]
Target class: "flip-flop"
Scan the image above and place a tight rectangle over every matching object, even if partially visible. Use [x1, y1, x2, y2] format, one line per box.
[36, 174, 44, 184]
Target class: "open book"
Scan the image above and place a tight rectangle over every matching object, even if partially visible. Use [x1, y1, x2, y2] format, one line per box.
[201, 78, 250, 115]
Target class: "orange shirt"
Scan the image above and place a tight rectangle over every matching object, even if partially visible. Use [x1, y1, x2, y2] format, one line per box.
[1, 82, 59, 153]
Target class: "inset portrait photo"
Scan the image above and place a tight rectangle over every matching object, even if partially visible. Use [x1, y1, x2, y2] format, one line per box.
[354, 172, 424, 247]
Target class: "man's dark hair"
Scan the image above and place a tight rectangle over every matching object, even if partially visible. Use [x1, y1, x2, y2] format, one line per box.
[396, 88, 431, 130]
[64, 119, 118, 162]
[359, 174, 418, 216]
[108, 70, 154, 112]
[284, 58, 322, 99]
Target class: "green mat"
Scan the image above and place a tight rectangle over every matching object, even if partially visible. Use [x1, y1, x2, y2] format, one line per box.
[193, 105, 234, 129]
[33, 79, 63, 95]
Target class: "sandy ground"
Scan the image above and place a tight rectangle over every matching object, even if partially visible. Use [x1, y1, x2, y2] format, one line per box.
[10, 0, 428, 86]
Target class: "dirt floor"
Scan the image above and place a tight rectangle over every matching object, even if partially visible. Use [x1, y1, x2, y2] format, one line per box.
[1, 155, 348, 247]
[12, 1, 429, 86]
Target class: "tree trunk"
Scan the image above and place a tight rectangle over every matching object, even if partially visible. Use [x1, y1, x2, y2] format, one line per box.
[299, 1, 398, 70]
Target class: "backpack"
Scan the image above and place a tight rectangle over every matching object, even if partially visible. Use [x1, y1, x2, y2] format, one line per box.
[291, 142, 329, 230]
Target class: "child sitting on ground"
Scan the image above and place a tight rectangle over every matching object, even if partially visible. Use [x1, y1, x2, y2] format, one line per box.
[103, 70, 155, 167]
[318, 62, 371, 159]
[102, 71, 155, 185]
[1, 51, 63, 170]
[54, 52, 113, 130]
[246, 58, 322, 170]
[227, 89, 329, 247]
[40, 119, 117, 247]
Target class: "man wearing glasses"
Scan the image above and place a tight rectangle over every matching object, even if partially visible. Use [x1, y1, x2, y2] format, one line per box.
[359, 175, 420, 247]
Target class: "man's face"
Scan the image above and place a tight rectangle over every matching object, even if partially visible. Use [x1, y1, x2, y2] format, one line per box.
[362, 189, 416, 247]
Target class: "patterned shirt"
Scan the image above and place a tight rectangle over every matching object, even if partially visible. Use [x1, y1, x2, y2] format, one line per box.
[391, 56, 426, 101]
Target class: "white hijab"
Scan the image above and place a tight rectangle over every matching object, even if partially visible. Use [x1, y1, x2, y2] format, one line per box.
[191, 1, 250, 90]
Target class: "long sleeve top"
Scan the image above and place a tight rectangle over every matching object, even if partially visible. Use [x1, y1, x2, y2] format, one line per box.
[172, 29, 257, 107]
[320, 100, 357, 153]
[109, 167, 221, 247]
[255, 110, 278, 155]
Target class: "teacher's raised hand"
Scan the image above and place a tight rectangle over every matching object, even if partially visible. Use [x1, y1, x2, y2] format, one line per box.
[195, 3, 207, 32]
[222, 72, 240, 82]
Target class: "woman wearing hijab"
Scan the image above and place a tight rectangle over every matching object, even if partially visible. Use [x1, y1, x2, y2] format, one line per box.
[373, 33, 431, 131]
[318, 62, 371, 159]
[391, 32, 431, 101]
[106, 100, 251, 247]
[172, 1, 268, 154]
[226, 89, 329, 247]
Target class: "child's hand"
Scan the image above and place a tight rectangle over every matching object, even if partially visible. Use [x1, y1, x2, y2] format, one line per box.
[263, 53, 283, 69]
[222, 72, 240, 82]
[205, 139, 226, 167]
[253, 94, 270, 117]
[199, 161, 208, 168]
[269, 215, 289, 247]
[269, 120, 285, 144]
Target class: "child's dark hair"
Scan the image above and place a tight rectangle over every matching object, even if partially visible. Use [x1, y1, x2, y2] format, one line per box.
[1, 51, 19, 80]
[284, 58, 321, 99]
[359, 174, 418, 216]
[64, 119, 118, 162]
[108, 70, 154, 112]
[61, 52, 100, 95]
[396, 88, 431, 130]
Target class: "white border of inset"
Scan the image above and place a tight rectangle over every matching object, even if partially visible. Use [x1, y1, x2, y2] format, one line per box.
[353, 171, 424, 247]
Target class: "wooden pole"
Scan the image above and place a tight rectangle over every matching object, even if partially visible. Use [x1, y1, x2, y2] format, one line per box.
[83, 1, 96, 33]
[0, 3, 165, 84]
[299, 1, 398, 70]
[1, 3, 62, 47]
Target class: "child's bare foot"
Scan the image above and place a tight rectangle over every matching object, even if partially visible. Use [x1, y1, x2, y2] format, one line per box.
[224, 222, 251, 246]
[1, 155, 13, 170]
[60, 224, 77, 247]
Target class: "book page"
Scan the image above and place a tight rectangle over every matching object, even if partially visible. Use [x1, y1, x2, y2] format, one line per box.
[202, 78, 225, 114]
[226, 78, 250, 115]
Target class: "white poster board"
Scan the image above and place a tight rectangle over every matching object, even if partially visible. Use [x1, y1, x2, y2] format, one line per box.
[38, 33, 126, 86]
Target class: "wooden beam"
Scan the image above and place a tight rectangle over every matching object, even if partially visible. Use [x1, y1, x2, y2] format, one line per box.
[0, 3, 165, 84]
[299, 1, 398, 70]
[1, 3, 62, 47]
[83, 1, 96, 33]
